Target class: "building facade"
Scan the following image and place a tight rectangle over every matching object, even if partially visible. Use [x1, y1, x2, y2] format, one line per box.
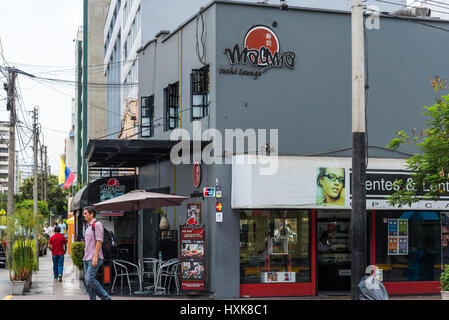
[131, 1, 449, 298]
[103, 0, 405, 140]
[73, 0, 110, 184]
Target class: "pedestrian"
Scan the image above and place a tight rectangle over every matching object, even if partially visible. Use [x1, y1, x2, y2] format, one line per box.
[82, 206, 111, 300]
[58, 219, 67, 239]
[43, 223, 51, 239]
[48, 225, 67, 282]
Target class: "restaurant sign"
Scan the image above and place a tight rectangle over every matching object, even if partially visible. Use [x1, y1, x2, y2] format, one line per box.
[220, 25, 296, 79]
[180, 224, 206, 291]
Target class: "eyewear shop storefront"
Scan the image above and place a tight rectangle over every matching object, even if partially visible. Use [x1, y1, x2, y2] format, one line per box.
[232, 156, 449, 297]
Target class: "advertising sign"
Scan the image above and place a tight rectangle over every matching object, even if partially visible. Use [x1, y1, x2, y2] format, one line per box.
[203, 187, 215, 197]
[232, 156, 449, 210]
[180, 224, 206, 291]
[387, 219, 408, 255]
[186, 203, 201, 225]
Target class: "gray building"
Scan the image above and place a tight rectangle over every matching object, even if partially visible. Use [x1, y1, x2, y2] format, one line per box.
[86, 0, 449, 298]
[103, 0, 405, 139]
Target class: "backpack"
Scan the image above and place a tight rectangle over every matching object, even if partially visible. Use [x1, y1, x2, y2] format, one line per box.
[92, 221, 117, 254]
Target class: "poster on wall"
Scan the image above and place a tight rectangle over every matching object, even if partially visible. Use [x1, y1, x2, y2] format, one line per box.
[316, 168, 346, 207]
[387, 219, 408, 255]
[186, 203, 201, 225]
[180, 224, 206, 292]
[441, 212, 449, 266]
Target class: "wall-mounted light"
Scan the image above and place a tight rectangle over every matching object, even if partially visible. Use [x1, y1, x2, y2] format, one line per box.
[280, 0, 288, 10]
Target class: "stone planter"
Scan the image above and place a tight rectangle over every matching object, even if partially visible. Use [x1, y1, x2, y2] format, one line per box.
[23, 274, 32, 293]
[11, 280, 26, 295]
[11, 274, 32, 295]
[442, 291, 449, 300]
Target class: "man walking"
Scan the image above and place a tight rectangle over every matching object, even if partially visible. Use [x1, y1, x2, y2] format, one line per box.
[82, 206, 111, 300]
[48, 226, 66, 281]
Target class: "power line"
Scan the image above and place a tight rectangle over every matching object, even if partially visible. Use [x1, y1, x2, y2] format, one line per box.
[374, 0, 449, 15]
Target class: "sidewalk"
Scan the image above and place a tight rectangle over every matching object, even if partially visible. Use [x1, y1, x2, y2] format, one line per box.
[4, 251, 89, 300]
[1, 253, 442, 300]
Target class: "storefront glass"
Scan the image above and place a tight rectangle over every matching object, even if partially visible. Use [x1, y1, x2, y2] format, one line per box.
[240, 210, 310, 284]
[375, 211, 441, 282]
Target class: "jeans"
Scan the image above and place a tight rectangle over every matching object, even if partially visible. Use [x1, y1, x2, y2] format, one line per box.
[52, 255, 64, 279]
[83, 259, 111, 300]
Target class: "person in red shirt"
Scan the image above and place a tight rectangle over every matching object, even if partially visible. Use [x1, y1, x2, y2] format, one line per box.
[48, 226, 67, 282]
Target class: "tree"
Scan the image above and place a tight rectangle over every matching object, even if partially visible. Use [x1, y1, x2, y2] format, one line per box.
[15, 174, 69, 217]
[386, 93, 449, 207]
[15, 200, 50, 220]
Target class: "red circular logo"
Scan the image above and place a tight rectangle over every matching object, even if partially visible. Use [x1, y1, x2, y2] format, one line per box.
[244, 26, 279, 67]
[193, 162, 201, 188]
[107, 178, 119, 187]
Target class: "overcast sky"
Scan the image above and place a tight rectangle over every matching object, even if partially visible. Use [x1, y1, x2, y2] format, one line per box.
[0, 0, 82, 176]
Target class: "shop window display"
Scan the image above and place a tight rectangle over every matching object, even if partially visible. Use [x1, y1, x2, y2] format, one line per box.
[375, 211, 441, 282]
[239, 210, 310, 284]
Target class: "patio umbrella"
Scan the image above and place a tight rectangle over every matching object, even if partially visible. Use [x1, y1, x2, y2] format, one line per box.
[92, 189, 189, 212]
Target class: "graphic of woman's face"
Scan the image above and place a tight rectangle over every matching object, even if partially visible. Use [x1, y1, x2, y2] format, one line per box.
[442, 226, 449, 248]
[320, 168, 345, 201]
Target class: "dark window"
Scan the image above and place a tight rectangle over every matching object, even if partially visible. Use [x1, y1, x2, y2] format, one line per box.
[191, 65, 210, 120]
[375, 211, 442, 282]
[164, 82, 179, 131]
[141, 95, 154, 138]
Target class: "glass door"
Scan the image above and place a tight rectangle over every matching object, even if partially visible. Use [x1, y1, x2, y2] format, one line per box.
[317, 210, 351, 292]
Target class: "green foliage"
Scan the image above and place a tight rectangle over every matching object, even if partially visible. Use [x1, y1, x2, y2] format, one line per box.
[441, 266, 449, 291]
[15, 200, 50, 220]
[71, 242, 85, 270]
[7, 207, 44, 242]
[16, 174, 69, 217]
[11, 240, 38, 281]
[386, 94, 449, 207]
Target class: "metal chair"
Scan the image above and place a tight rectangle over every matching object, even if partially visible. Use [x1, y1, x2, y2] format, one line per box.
[111, 260, 142, 295]
[139, 258, 159, 292]
[166, 259, 180, 294]
[154, 259, 179, 294]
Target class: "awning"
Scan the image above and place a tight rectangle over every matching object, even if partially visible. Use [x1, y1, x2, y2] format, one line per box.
[84, 139, 211, 168]
[399, 211, 440, 221]
[70, 186, 88, 212]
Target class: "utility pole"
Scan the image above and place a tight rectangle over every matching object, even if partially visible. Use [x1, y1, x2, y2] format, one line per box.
[40, 143, 44, 201]
[351, 0, 367, 300]
[43, 146, 48, 203]
[32, 107, 39, 267]
[5, 68, 16, 218]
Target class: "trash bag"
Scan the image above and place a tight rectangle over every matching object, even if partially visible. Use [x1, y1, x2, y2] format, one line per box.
[358, 275, 389, 300]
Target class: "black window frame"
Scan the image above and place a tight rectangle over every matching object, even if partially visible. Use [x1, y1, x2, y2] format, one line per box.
[141, 95, 154, 138]
[191, 65, 210, 120]
[164, 82, 179, 131]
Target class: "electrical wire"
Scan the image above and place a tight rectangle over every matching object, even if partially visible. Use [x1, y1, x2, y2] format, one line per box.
[374, 0, 449, 16]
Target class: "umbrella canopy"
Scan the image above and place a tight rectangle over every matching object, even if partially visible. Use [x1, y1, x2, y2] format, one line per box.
[92, 190, 189, 212]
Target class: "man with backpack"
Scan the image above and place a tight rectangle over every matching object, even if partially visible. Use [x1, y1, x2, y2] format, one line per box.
[82, 206, 111, 300]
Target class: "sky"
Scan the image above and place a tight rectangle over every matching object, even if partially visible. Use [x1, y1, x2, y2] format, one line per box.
[0, 0, 83, 175]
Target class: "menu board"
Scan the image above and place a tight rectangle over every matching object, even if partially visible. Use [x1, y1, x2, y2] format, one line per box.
[388, 219, 408, 255]
[180, 224, 206, 291]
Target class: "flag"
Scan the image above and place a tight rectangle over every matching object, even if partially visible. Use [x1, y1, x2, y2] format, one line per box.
[58, 156, 75, 189]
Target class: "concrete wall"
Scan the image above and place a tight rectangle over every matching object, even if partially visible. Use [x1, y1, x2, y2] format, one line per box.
[88, 0, 109, 141]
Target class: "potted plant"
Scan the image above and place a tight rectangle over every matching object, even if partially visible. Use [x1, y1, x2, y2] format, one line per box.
[156, 207, 170, 231]
[5, 207, 42, 295]
[71, 242, 85, 280]
[10, 240, 37, 294]
[441, 265, 449, 300]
